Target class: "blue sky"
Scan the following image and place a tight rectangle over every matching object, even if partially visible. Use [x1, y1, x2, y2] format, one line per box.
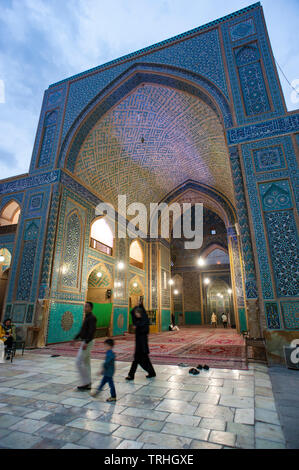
[0, 0, 298, 179]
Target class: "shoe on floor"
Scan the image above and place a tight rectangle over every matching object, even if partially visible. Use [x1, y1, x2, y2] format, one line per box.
[106, 397, 117, 402]
[146, 374, 156, 378]
[203, 365, 210, 371]
[197, 364, 203, 370]
[125, 376, 134, 381]
[189, 368, 200, 375]
[77, 383, 91, 391]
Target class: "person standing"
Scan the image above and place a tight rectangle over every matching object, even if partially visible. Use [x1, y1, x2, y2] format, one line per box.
[221, 312, 228, 328]
[91, 338, 116, 402]
[0, 319, 15, 360]
[211, 312, 217, 328]
[126, 300, 156, 380]
[73, 302, 97, 391]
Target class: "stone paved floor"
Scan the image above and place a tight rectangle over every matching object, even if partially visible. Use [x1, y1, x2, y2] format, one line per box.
[0, 354, 288, 449]
[269, 365, 299, 449]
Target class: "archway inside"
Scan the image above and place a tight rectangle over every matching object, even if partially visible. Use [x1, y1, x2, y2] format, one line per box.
[170, 204, 236, 329]
[63, 77, 248, 339]
[86, 263, 113, 336]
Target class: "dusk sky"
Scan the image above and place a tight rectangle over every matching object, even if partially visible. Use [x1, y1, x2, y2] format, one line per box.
[0, 0, 298, 179]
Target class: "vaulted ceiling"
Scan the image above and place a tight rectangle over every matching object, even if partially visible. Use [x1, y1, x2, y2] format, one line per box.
[74, 83, 235, 210]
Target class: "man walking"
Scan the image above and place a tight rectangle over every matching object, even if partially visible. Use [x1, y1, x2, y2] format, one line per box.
[221, 312, 228, 328]
[73, 302, 97, 391]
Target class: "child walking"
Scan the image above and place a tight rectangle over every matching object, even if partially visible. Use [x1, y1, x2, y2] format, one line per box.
[91, 338, 116, 402]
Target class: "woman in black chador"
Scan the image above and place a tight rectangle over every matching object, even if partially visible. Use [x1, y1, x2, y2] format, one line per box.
[126, 300, 156, 380]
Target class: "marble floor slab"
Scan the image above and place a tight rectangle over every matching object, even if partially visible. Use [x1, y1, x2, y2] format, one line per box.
[0, 353, 290, 449]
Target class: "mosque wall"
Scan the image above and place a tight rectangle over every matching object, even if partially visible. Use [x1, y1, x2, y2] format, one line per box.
[0, 3, 298, 357]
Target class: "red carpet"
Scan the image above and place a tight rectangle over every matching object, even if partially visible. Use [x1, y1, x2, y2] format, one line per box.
[33, 327, 247, 370]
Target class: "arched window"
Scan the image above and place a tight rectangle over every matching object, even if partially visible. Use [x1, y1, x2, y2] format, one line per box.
[0, 201, 21, 227]
[205, 248, 229, 266]
[129, 240, 144, 269]
[0, 248, 12, 273]
[90, 218, 113, 256]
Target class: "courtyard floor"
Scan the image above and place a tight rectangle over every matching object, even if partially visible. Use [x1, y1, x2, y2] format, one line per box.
[0, 352, 292, 450]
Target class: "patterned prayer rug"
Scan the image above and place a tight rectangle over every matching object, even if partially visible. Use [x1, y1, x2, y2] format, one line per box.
[32, 327, 247, 370]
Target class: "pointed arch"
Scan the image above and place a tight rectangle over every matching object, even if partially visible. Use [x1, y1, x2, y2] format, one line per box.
[59, 63, 233, 172]
[0, 200, 21, 226]
[129, 239, 144, 269]
[90, 217, 114, 256]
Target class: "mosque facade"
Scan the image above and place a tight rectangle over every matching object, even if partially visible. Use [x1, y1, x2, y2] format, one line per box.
[0, 2, 298, 362]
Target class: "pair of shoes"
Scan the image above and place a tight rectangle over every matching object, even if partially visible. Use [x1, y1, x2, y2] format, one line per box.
[77, 383, 91, 391]
[106, 397, 117, 402]
[197, 364, 210, 371]
[146, 374, 156, 378]
[125, 376, 134, 381]
[189, 368, 200, 375]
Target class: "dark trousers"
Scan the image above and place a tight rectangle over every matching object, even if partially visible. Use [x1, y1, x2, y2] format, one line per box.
[223, 322, 228, 328]
[97, 375, 116, 398]
[128, 353, 156, 378]
[5, 336, 13, 353]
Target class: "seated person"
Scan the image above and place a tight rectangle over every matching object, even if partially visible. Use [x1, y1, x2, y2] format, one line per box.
[0, 319, 16, 360]
[169, 323, 180, 332]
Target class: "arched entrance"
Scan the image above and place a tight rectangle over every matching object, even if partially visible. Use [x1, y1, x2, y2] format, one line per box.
[86, 263, 113, 336]
[55, 69, 256, 341]
[170, 196, 246, 331]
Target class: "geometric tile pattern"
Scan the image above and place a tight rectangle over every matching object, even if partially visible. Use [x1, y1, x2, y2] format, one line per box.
[47, 302, 84, 344]
[240, 135, 299, 300]
[281, 301, 299, 330]
[58, 25, 230, 142]
[230, 18, 256, 41]
[50, 189, 88, 302]
[253, 146, 286, 173]
[28, 193, 44, 212]
[265, 302, 281, 330]
[88, 266, 111, 288]
[234, 43, 270, 116]
[61, 212, 82, 289]
[74, 84, 235, 209]
[259, 180, 293, 212]
[235, 43, 260, 67]
[221, 7, 285, 125]
[112, 306, 128, 336]
[229, 147, 257, 299]
[29, 81, 67, 173]
[238, 61, 270, 116]
[39, 183, 61, 298]
[264, 210, 299, 298]
[16, 220, 40, 301]
[37, 123, 57, 168]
